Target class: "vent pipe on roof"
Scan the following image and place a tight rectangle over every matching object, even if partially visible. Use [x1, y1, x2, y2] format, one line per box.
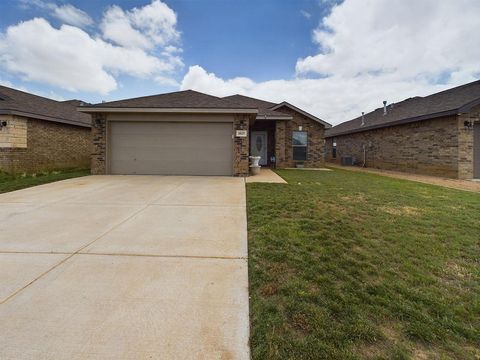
[361, 112, 365, 126]
[383, 100, 387, 115]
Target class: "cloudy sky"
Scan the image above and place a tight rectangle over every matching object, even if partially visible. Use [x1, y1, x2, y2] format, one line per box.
[0, 0, 479, 125]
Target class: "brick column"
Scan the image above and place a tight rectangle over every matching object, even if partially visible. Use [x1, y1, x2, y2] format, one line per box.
[233, 114, 250, 177]
[275, 120, 286, 167]
[91, 113, 107, 175]
[458, 111, 478, 179]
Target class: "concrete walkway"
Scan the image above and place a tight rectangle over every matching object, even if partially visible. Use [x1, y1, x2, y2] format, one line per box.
[245, 168, 287, 183]
[328, 164, 480, 192]
[0, 176, 249, 360]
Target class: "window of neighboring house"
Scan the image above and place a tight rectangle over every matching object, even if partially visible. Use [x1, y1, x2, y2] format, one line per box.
[332, 137, 337, 159]
[293, 131, 308, 160]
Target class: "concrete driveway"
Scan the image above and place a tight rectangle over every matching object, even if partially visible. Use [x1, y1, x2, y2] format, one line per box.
[0, 176, 249, 360]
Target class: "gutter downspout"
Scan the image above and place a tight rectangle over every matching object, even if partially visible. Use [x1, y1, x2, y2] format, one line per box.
[362, 144, 366, 167]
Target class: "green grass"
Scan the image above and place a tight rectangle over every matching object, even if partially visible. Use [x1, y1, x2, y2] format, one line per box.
[247, 169, 480, 360]
[0, 168, 90, 194]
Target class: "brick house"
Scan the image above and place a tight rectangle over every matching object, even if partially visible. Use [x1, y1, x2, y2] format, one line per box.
[0, 86, 91, 174]
[79, 90, 331, 176]
[325, 81, 480, 180]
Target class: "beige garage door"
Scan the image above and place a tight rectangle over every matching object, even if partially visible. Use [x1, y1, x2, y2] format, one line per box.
[109, 121, 233, 175]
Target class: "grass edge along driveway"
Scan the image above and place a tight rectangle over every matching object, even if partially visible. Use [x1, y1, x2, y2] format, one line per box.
[247, 168, 479, 360]
[0, 168, 90, 194]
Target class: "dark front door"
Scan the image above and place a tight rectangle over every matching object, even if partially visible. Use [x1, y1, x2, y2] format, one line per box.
[250, 131, 268, 165]
[474, 122, 480, 179]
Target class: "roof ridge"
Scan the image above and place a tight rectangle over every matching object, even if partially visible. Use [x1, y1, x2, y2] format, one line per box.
[94, 89, 248, 107]
[93, 89, 195, 106]
[422, 79, 480, 99]
[224, 93, 277, 106]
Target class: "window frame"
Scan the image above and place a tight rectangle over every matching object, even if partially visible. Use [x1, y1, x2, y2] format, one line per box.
[292, 131, 308, 161]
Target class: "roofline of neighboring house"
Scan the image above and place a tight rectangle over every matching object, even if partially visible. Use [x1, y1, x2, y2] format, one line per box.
[270, 101, 332, 128]
[78, 107, 259, 114]
[326, 97, 480, 138]
[325, 108, 461, 138]
[0, 109, 91, 128]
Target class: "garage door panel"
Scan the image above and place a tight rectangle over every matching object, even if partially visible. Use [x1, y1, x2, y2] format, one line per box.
[109, 122, 233, 175]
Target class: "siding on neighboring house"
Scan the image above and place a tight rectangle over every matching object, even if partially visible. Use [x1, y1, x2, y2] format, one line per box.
[0, 116, 91, 174]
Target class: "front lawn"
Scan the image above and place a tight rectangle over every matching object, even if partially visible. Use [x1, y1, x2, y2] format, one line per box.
[0, 168, 90, 194]
[247, 169, 480, 359]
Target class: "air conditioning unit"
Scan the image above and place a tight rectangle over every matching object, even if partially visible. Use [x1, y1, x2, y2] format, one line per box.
[341, 156, 355, 166]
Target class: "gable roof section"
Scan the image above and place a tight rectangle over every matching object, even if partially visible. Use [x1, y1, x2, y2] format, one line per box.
[270, 101, 332, 127]
[79, 90, 258, 114]
[223, 94, 292, 119]
[0, 85, 91, 127]
[326, 80, 480, 137]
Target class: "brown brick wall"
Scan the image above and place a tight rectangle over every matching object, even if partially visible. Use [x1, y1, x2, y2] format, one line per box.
[0, 116, 90, 174]
[91, 113, 107, 175]
[275, 120, 286, 167]
[325, 115, 464, 178]
[458, 105, 480, 179]
[233, 114, 251, 177]
[274, 106, 326, 168]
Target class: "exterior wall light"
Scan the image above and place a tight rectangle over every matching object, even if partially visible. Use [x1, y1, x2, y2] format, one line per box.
[464, 120, 474, 130]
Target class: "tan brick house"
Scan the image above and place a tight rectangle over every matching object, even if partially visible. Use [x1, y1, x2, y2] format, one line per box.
[0, 86, 91, 174]
[325, 81, 480, 180]
[79, 90, 331, 176]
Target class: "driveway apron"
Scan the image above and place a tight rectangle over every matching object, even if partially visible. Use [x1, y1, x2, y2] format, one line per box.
[0, 175, 249, 360]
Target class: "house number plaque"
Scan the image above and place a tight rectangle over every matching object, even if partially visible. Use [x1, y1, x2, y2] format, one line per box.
[235, 130, 247, 137]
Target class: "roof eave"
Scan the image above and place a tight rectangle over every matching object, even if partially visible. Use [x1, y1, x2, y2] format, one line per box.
[78, 107, 258, 114]
[0, 109, 91, 128]
[458, 97, 480, 113]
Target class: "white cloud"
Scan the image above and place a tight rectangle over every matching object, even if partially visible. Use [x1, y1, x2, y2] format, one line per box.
[182, 0, 480, 124]
[0, 18, 180, 94]
[1, 1, 182, 95]
[101, 0, 180, 49]
[52, 4, 94, 28]
[20, 0, 93, 28]
[100, 5, 152, 49]
[300, 10, 311, 19]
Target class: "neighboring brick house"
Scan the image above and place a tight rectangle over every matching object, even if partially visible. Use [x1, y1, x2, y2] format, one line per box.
[79, 90, 331, 176]
[0, 86, 91, 174]
[325, 81, 480, 180]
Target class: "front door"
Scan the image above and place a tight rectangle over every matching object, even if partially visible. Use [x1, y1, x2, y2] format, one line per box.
[250, 131, 268, 166]
[474, 122, 480, 179]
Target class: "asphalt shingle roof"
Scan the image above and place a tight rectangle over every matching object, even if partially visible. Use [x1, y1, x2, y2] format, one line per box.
[326, 80, 480, 137]
[0, 86, 91, 127]
[223, 94, 291, 118]
[88, 90, 256, 109]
